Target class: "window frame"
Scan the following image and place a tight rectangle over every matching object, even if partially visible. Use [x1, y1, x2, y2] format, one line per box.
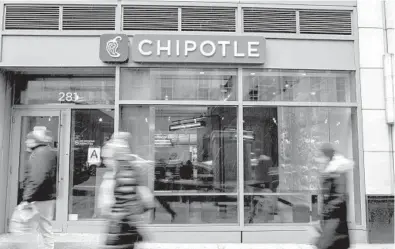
[117, 66, 362, 228]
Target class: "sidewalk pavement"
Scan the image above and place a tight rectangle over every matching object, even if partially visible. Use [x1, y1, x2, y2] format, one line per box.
[0, 234, 393, 249]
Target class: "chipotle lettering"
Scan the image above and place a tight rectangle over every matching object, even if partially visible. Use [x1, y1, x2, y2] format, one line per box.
[131, 34, 265, 64]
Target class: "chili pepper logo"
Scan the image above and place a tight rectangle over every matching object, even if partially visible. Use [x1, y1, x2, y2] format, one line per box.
[106, 36, 122, 58]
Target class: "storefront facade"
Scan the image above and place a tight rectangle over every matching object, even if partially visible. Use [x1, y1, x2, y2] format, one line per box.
[0, 0, 392, 244]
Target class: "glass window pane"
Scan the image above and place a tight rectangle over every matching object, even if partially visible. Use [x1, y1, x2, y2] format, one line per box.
[120, 68, 238, 101]
[120, 105, 238, 194]
[14, 77, 115, 105]
[153, 195, 237, 224]
[245, 194, 311, 224]
[243, 107, 359, 223]
[243, 70, 355, 102]
[68, 109, 114, 220]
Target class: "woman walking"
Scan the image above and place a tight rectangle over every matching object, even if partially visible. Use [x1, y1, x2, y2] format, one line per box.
[314, 143, 353, 249]
[101, 132, 151, 249]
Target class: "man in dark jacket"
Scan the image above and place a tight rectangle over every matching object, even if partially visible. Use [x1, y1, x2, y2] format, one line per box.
[22, 126, 57, 249]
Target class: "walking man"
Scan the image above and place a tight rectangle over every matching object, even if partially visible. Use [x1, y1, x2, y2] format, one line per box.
[22, 126, 57, 249]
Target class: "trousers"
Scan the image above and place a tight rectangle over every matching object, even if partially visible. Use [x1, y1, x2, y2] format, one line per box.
[33, 200, 55, 249]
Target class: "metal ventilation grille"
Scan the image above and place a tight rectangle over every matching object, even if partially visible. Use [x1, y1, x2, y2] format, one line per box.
[299, 10, 352, 35]
[62, 5, 116, 30]
[181, 7, 236, 32]
[243, 8, 296, 33]
[4, 5, 60, 30]
[123, 6, 178, 31]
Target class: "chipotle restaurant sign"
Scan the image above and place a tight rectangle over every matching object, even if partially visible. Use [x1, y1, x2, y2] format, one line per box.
[131, 34, 266, 64]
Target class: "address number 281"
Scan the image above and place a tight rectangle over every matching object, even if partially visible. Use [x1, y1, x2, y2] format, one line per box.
[58, 92, 79, 102]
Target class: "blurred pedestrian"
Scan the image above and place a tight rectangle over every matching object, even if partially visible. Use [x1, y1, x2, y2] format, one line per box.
[18, 126, 57, 249]
[101, 132, 153, 249]
[314, 143, 353, 249]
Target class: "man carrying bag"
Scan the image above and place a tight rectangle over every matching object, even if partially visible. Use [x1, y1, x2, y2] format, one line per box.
[9, 126, 57, 249]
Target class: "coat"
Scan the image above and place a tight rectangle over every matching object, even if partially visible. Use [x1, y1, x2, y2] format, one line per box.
[102, 159, 146, 249]
[315, 154, 353, 249]
[22, 144, 57, 202]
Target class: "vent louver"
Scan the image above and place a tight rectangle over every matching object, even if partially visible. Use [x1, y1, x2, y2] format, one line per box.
[243, 8, 296, 33]
[181, 7, 236, 32]
[62, 5, 116, 30]
[4, 5, 60, 30]
[299, 10, 352, 35]
[122, 6, 178, 31]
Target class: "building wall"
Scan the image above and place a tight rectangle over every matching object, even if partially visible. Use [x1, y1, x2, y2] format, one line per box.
[0, 0, 383, 243]
[357, 0, 395, 243]
[357, 0, 393, 196]
[0, 72, 13, 234]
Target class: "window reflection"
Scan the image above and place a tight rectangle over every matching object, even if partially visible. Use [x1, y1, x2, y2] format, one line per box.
[120, 68, 238, 101]
[68, 109, 114, 220]
[243, 70, 355, 102]
[121, 105, 238, 193]
[243, 107, 357, 194]
[121, 105, 238, 224]
[243, 107, 358, 224]
[245, 194, 312, 224]
[153, 195, 238, 224]
[14, 77, 115, 105]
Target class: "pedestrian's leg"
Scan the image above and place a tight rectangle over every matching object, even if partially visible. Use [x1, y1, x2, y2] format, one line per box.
[34, 200, 55, 249]
[156, 196, 176, 221]
[248, 198, 258, 223]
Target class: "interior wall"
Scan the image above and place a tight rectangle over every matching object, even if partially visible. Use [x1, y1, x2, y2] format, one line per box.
[0, 71, 13, 233]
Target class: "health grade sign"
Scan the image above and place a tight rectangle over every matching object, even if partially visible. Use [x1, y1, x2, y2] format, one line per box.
[131, 34, 266, 64]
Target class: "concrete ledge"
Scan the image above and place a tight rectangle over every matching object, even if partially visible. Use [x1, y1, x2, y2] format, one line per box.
[1, 243, 394, 249]
[0, 234, 392, 249]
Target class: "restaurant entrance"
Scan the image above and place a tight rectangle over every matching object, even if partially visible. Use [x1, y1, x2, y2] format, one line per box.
[7, 108, 114, 232]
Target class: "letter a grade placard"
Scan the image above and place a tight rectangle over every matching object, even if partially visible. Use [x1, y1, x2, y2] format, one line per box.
[87, 147, 101, 165]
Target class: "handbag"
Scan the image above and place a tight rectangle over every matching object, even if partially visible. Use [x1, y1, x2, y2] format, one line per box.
[9, 202, 39, 234]
[97, 172, 116, 217]
[137, 186, 155, 211]
[98, 172, 155, 216]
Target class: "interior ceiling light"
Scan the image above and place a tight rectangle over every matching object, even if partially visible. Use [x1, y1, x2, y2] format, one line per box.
[169, 121, 206, 131]
[171, 116, 206, 125]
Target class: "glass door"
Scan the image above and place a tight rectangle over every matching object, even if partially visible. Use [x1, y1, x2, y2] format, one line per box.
[8, 110, 71, 232]
[68, 109, 114, 222]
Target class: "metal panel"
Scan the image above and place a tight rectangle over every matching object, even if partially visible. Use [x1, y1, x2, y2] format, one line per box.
[57, 109, 71, 232]
[243, 8, 296, 33]
[181, 6, 236, 32]
[242, 229, 366, 243]
[114, 66, 120, 133]
[243, 230, 311, 243]
[237, 68, 244, 227]
[262, 39, 355, 70]
[122, 6, 178, 31]
[352, 6, 367, 227]
[4, 5, 60, 30]
[0, 36, 355, 69]
[147, 231, 241, 243]
[62, 5, 116, 30]
[299, 9, 352, 35]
